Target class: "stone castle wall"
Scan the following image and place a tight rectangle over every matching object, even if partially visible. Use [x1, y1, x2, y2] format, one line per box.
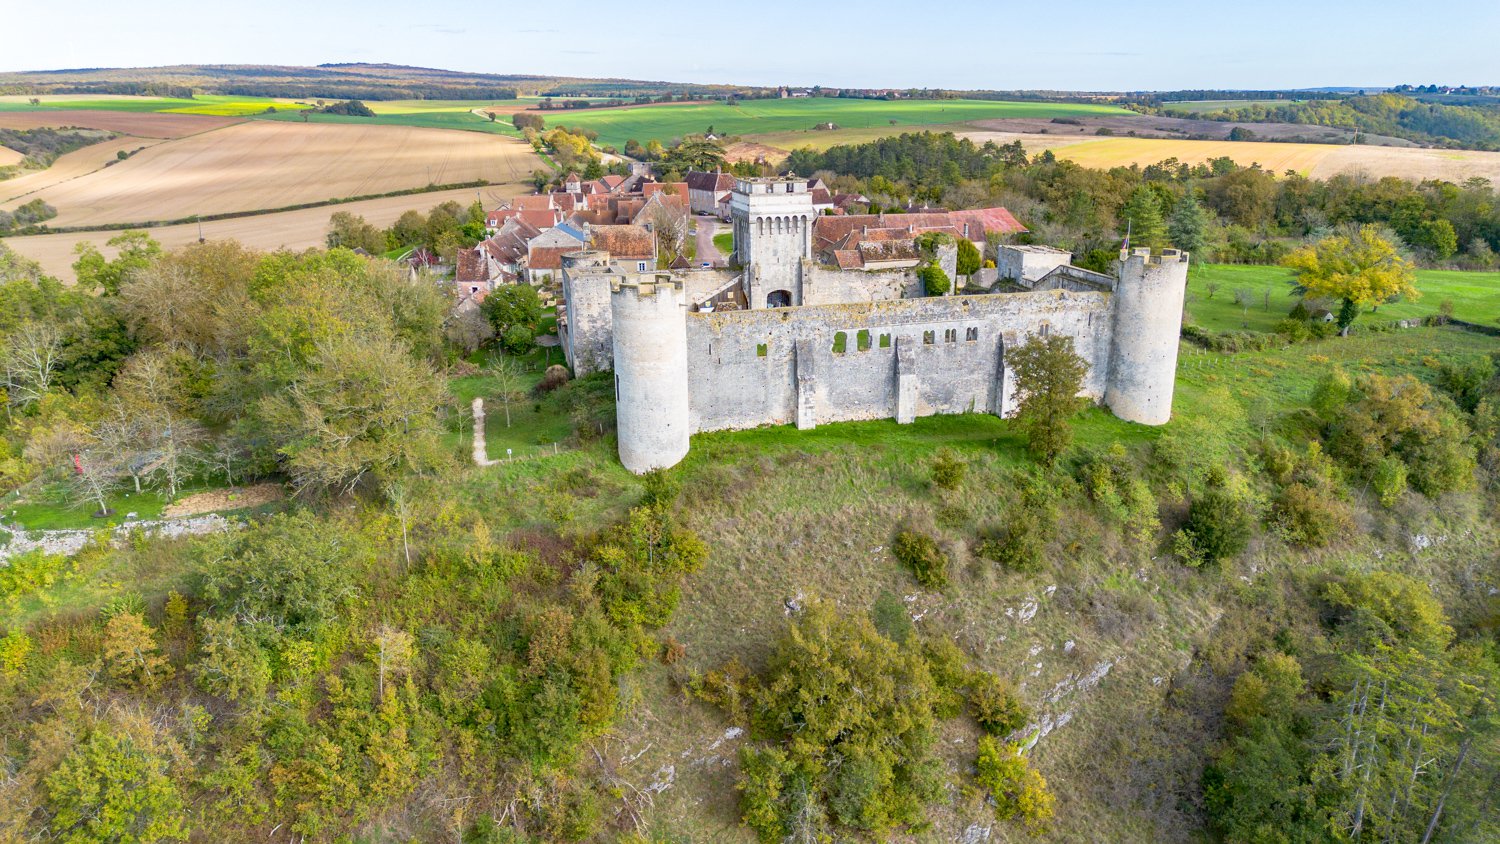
[684, 289, 1115, 434]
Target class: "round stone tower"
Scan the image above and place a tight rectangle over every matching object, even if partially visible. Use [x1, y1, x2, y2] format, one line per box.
[1105, 247, 1190, 425]
[611, 274, 691, 473]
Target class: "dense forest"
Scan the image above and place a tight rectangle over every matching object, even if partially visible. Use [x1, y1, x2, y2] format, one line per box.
[785, 131, 1500, 270]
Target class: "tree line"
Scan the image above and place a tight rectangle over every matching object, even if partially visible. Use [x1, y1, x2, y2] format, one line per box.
[784, 131, 1500, 269]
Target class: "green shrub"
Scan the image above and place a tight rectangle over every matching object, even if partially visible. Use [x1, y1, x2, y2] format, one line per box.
[1370, 455, 1408, 507]
[893, 530, 948, 588]
[976, 509, 1048, 573]
[1271, 482, 1353, 548]
[975, 736, 1054, 834]
[1273, 318, 1309, 343]
[968, 671, 1030, 736]
[919, 263, 951, 296]
[929, 448, 967, 491]
[500, 323, 535, 355]
[1178, 488, 1251, 567]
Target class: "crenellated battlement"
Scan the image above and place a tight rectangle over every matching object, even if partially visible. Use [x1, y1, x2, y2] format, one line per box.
[609, 274, 683, 298]
[1118, 247, 1191, 267]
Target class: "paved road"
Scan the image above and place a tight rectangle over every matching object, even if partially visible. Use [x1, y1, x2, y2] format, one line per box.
[694, 216, 727, 267]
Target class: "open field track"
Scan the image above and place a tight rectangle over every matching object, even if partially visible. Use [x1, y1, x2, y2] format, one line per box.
[0, 109, 243, 138]
[0, 145, 22, 167]
[1, 182, 531, 281]
[958, 130, 1500, 182]
[0, 121, 541, 228]
[0, 137, 164, 203]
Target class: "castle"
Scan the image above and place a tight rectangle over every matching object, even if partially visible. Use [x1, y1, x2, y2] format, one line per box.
[557, 176, 1189, 473]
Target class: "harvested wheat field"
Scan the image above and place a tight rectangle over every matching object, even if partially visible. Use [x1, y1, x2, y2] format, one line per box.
[0, 145, 23, 167]
[960, 130, 1500, 183]
[0, 109, 240, 138]
[0, 137, 164, 204]
[1, 182, 531, 281]
[1, 121, 541, 227]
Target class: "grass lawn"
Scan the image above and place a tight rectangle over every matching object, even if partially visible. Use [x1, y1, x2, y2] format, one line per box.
[526, 97, 1136, 150]
[712, 231, 733, 254]
[1185, 263, 1500, 332]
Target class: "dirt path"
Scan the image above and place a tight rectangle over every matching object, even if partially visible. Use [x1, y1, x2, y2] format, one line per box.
[694, 217, 726, 267]
[161, 483, 284, 518]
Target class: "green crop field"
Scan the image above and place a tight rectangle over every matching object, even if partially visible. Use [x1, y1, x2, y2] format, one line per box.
[252, 108, 521, 135]
[1184, 263, 1500, 332]
[522, 97, 1136, 149]
[1160, 99, 1305, 114]
[0, 94, 310, 115]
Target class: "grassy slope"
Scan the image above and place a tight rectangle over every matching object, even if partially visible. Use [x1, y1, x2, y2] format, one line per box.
[609, 324, 1498, 841]
[1185, 263, 1500, 332]
[526, 97, 1135, 149]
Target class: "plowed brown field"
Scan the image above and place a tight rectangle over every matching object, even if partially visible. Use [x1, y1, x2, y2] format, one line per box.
[2, 182, 532, 281]
[0, 121, 541, 227]
[0, 110, 240, 138]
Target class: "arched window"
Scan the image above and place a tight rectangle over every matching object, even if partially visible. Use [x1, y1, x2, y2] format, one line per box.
[767, 289, 792, 308]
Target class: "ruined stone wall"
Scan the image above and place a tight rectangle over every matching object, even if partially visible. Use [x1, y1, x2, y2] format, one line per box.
[802, 263, 921, 305]
[561, 271, 616, 376]
[684, 290, 1115, 434]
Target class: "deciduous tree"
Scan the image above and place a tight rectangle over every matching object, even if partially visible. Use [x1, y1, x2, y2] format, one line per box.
[1009, 334, 1088, 466]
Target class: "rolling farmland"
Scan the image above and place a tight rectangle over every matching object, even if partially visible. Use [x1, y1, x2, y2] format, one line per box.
[0, 137, 164, 204]
[514, 97, 1136, 149]
[0, 145, 23, 167]
[956, 130, 1500, 183]
[0, 121, 541, 227]
[3, 182, 531, 282]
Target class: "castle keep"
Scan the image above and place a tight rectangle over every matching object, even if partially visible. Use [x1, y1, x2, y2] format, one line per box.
[558, 176, 1189, 473]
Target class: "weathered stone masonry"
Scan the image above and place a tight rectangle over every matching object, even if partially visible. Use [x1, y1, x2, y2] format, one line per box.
[562, 176, 1189, 473]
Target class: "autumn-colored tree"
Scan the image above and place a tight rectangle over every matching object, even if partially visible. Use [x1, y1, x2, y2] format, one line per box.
[1285, 225, 1418, 334]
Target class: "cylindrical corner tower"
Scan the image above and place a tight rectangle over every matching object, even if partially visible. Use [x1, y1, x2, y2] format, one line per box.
[611, 275, 691, 473]
[1105, 248, 1190, 425]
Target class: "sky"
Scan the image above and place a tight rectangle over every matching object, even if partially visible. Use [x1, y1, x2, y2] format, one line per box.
[4, 0, 1498, 91]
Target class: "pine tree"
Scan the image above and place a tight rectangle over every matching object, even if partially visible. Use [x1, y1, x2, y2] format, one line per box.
[1120, 186, 1168, 250]
[1168, 188, 1210, 256]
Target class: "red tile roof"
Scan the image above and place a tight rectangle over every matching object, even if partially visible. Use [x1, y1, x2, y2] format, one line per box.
[589, 225, 655, 261]
[513, 195, 555, 211]
[949, 207, 1028, 237]
[527, 245, 577, 271]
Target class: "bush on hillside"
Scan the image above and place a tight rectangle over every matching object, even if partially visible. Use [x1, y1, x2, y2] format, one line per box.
[929, 448, 966, 491]
[968, 671, 1030, 736]
[894, 530, 948, 588]
[1176, 487, 1252, 567]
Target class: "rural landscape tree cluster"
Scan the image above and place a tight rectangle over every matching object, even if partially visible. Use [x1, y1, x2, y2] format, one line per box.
[786, 131, 1500, 272]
